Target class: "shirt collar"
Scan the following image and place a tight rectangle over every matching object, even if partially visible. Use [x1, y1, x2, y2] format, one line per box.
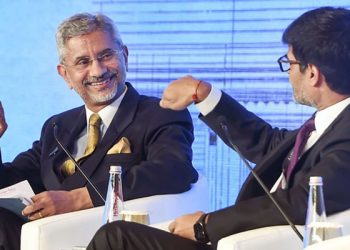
[85, 86, 128, 129]
[314, 97, 350, 135]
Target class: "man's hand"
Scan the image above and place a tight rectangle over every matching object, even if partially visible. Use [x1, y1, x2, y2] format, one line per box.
[160, 75, 211, 111]
[0, 101, 8, 138]
[168, 211, 205, 241]
[22, 187, 93, 220]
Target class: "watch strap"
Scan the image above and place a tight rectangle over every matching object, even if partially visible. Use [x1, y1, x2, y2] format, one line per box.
[193, 213, 209, 243]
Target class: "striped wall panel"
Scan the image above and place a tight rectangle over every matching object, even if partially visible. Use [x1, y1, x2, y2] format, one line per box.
[91, 0, 350, 210]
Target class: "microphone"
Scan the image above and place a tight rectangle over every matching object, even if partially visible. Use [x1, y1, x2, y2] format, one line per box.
[218, 117, 303, 241]
[53, 123, 106, 203]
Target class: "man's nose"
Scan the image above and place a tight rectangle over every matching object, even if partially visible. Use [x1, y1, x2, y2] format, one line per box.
[89, 59, 107, 77]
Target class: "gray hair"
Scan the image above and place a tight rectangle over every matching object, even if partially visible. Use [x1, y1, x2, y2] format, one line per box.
[56, 13, 124, 63]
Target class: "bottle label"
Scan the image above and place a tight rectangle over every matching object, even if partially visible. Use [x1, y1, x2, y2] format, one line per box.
[102, 170, 124, 224]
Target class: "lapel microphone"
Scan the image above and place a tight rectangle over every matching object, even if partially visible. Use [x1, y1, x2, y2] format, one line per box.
[218, 116, 303, 241]
[53, 122, 106, 203]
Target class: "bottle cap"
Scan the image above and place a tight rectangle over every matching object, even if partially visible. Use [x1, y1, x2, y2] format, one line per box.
[309, 176, 323, 185]
[110, 165, 122, 173]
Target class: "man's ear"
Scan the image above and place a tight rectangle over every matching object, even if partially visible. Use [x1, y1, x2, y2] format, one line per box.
[122, 45, 129, 72]
[57, 64, 73, 89]
[308, 64, 321, 87]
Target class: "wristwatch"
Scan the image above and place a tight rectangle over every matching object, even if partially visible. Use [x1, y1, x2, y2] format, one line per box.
[193, 213, 209, 243]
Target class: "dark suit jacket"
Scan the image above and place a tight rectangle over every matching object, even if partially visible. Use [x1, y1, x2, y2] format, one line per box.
[202, 92, 350, 247]
[0, 83, 198, 206]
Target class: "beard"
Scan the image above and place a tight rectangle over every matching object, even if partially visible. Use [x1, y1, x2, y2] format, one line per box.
[89, 85, 118, 103]
[293, 86, 316, 108]
[82, 70, 126, 105]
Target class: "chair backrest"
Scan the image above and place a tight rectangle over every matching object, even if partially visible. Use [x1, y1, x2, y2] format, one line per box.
[124, 173, 209, 224]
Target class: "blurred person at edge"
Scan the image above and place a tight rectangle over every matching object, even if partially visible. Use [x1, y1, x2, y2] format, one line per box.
[0, 102, 7, 138]
[0, 101, 7, 163]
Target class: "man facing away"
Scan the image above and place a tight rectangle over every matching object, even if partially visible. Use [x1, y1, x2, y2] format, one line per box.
[0, 13, 198, 250]
[87, 6, 350, 250]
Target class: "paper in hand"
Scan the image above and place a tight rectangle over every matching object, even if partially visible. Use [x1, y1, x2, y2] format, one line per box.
[0, 180, 35, 220]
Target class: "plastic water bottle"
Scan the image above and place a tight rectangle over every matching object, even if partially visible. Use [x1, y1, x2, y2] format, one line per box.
[102, 165, 124, 224]
[303, 176, 327, 248]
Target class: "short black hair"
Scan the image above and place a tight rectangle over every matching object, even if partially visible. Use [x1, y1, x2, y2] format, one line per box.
[282, 7, 350, 94]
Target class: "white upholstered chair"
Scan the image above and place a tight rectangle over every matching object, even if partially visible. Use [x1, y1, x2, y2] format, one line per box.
[20, 174, 209, 250]
[304, 235, 350, 250]
[216, 208, 350, 250]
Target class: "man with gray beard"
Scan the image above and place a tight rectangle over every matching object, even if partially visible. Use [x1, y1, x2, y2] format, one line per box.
[0, 13, 197, 250]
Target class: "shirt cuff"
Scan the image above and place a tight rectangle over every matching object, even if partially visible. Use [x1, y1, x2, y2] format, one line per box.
[195, 86, 222, 116]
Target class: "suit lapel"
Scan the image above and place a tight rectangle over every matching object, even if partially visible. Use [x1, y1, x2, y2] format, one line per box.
[102, 83, 140, 145]
[44, 107, 86, 189]
[61, 83, 140, 189]
[313, 105, 349, 143]
[254, 132, 296, 176]
[237, 131, 297, 200]
[58, 110, 87, 154]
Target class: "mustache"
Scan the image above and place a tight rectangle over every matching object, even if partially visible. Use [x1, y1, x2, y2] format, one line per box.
[83, 71, 117, 86]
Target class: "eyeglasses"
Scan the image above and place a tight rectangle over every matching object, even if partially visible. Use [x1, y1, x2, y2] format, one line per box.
[277, 54, 301, 72]
[63, 49, 123, 71]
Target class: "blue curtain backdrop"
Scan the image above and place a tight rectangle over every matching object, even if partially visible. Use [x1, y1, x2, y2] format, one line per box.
[0, 0, 349, 211]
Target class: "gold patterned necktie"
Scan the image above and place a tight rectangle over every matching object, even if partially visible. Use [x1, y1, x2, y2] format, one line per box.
[61, 113, 102, 177]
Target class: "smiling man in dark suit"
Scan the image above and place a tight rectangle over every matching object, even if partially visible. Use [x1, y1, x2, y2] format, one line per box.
[0, 13, 197, 250]
[86, 7, 350, 250]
